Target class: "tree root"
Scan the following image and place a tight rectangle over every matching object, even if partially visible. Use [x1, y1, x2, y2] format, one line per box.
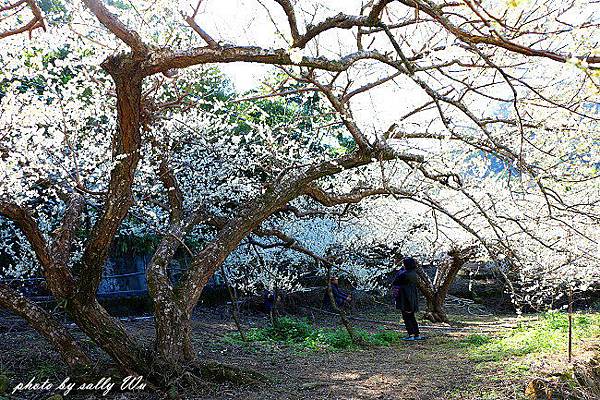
[525, 348, 600, 400]
[192, 360, 269, 385]
[119, 359, 270, 399]
[524, 378, 556, 400]
[423, 311, 450, 324]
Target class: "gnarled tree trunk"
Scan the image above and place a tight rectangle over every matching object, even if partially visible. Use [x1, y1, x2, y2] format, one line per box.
[417, 247, 476, 323]
[154, 302, 195, 364]
[66, 297, 153, 376]
[0, 284, 91, 372]
[423, 293, 449, 324]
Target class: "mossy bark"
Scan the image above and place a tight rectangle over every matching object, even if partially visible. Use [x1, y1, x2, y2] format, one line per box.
[0, 284, 91, 371]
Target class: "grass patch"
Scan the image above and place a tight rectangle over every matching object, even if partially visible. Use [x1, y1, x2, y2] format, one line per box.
[229, 316, 403, 351]
[32, 360, 60, 380]
[461, 311, 600, 363]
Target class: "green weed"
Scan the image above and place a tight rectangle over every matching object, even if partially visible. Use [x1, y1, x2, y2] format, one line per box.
[461, 312, 600, 363]
[228, 316, 403, 351]
[32, 361, 60, 380]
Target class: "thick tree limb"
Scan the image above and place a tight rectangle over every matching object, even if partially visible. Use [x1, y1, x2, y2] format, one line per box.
[140, 47, 391, 76]
[76, 65, 143, 300]
[0, 201, 75, 297]
[0, 284, 91, 370]
[81, 0, 147, 55]
[158, 158, 184, 224]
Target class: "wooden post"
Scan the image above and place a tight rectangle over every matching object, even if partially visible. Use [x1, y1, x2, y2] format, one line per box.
[566, 231, 574, 364]
[568, 286, 573, 363]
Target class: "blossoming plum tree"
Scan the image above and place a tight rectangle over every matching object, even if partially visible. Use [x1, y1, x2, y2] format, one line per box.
[0, 0, 599, 389]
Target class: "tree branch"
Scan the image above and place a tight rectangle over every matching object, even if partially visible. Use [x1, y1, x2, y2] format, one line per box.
[0, 201, 76, 297]
[252, 227, 334, 266]
[50, 193, 85, 267]
[158, 158, 184, 224]
[140, 47, 391, 76]
[76, 69, 143, 300]
[305, 184, 413, 207]
[81, 0, 147, 55]
[272, 0, 300, 44]
[396, 0, 600, 65]
[0, 0, 45, 39]
[0, 284, 91, 370]
[183, 3, 219, 49]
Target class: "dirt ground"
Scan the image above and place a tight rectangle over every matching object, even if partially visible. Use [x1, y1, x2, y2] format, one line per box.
[0, 304, 587, 400]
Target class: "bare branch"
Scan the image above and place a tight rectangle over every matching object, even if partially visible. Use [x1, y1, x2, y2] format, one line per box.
[272, 0, 300, 43]
[0, 0, 45, 39]
[81, 0, 146, 54]
[183, 1, 218, 49]
[305, 184, 413, 207]
[294, 14, 373, 49]
[252, 227, 334, 266]
[397, 0, 600, 65]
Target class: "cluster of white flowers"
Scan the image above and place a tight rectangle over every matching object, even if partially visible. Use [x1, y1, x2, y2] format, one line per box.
[1, 0, 598, 312]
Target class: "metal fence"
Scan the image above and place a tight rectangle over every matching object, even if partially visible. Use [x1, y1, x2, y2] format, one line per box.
[0, 271, 154, 301]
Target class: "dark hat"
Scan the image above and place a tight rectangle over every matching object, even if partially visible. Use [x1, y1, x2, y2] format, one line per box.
[403, 257, 417, 270]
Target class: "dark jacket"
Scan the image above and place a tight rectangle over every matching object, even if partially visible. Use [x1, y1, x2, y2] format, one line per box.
[323, 283, 350, 308]
[392, 269, 419, 312]
[263, 290, 277, 312]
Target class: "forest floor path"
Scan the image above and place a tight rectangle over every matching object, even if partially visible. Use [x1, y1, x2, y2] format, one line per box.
[1, 304, 598, 399]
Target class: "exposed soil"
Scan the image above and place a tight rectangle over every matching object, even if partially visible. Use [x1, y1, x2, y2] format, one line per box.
[0, 304, 591, 400]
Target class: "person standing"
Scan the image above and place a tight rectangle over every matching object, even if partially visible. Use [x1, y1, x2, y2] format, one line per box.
[392, 256, 425, 341]
[323, 276, 352, 309]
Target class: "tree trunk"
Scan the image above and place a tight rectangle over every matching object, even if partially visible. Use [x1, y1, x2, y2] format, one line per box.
[416, 248, 475, 324]
[416, 265, 449, 323]
[424, 295, 449, 323]
[221, 266, 247, 342]
[327, 284, 361, 344]
[0, 284, 91, 372]
[324, 265, 362, 346]
[154, 301, 195, 364]
[66, 298, 153, 376]
[145, 222, 197, 365]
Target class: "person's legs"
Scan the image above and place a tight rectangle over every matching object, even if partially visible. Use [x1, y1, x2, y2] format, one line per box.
[401, 311, 416, 336]
[408, 312, 420, 336]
